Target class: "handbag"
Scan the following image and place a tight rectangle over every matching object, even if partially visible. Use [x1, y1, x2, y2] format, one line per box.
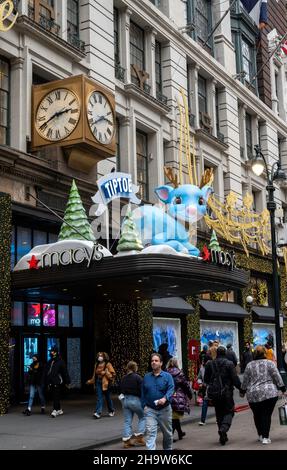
[192, 378, 200, 391]
[278, 400, 287, 425]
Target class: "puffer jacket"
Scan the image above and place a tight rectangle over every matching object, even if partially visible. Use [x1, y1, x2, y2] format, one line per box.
[167, 367, 192, 413]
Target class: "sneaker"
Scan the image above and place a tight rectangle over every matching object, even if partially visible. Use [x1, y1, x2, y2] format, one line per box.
[198, 421, 206, 426]
[178, 432, 186, 440]
[51, 410, 57, 418]
[108, 411, 115, 417]
[262, 438, 271, 445]
[93, 412, 101, 419]
[258, 435, 263, 442]
[22, 409, 31, 416]
[219, 431, 228, 445]
[56, 410, 64, 416]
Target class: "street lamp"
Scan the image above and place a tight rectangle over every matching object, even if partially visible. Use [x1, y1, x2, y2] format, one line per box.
[251, 145, 287, 385]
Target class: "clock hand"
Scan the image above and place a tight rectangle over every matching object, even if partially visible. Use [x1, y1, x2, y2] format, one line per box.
[39, 108, 72, 129]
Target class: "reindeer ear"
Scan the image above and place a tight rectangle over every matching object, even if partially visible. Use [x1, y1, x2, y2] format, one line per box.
[201, 185, 214, 201]
[154, 185, 173, 203]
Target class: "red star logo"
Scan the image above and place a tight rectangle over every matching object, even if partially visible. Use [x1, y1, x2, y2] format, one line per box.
[201, 244, 211, 262]
[27, 255, 40, 270]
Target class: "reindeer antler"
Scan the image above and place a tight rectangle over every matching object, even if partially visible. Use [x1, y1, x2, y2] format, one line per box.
[199, 168, 214, 188]
[164, 166, 179, 188]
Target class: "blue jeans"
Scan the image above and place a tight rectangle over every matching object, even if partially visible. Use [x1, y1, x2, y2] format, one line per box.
[28, 384, 45, 409]
[145, 405, 173, 450]
[95, 379, 114, 414]
[122, 395, 146, 440]
[201, 397, 209, 423]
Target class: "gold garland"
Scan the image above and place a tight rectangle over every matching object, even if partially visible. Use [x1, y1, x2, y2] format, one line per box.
[0, 193, 12, 414]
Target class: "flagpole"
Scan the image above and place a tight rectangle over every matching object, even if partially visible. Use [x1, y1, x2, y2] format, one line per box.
[248, 30, 287, 89]
[202, 0, 238, 48]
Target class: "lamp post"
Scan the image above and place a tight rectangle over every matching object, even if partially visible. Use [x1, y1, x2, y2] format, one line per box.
[251, 145, 287, 385]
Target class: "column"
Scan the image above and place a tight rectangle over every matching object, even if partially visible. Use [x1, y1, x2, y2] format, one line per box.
[145, 27, 157, 97]
[207, 79, 217, 137]
[190, 65, 200, 128]
[120, 7, 132, 84]
[10, 56, 26, 151]
[212, 0, 236, 75]
[58, 0, 67, 42]
[119, 110, 136, 181]
[270, 59, 278, 115]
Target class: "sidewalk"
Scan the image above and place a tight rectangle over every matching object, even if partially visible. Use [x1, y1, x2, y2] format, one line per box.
[0, 391, 247, 450]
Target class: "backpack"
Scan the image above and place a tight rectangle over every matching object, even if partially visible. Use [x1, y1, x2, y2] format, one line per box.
[207, 361, 227, 401]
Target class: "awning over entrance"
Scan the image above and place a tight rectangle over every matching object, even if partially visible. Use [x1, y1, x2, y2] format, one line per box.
[199, 300, 249, 319]
[152, 297, 194, 315]
[252, 306, 275, 320]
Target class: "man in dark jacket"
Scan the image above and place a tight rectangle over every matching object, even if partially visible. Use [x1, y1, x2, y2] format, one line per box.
[226, 344, 238, 367]
[45, 347, 71, 417]
[241, 341, 253, 372]
[204, 346, 241, 445]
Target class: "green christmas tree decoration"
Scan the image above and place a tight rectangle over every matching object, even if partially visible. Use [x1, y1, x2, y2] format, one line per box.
[58, 179, 95, 242]
[117, 206, 143, 252]
[208, 229, 221, 252]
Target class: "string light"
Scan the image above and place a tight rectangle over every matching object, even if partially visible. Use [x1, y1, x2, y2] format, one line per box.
[0, 193, 11, 415]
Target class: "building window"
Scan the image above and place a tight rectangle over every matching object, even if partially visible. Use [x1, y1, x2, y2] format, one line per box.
[200, 291, 235, 302]
[149, 0, 161, 6]
[114, 7, 119, 64]
[67, 0, 79, 37]
[28, 0, 60, 35]
[245, 112, 252, 158]
[130, 22, 145, 72]
[242, 39, 253, 83]
[136, 131, 148, 201]
[193, 0, 212, 49]
[155, 41, 162, 95]
[11, 225, 58, 269]
[0, 57, 10, 145]
[198, 75, 207, 114]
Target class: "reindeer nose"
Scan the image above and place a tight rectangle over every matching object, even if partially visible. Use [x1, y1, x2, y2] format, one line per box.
[186, 206, 197, 216]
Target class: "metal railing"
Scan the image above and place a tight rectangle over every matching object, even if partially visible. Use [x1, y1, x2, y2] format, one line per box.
[156, 90, 168, 105]
[217, 131, 225, 143]
[115, 63, 125, 82]
[131, 75, 151, 95]
[67, 32, 85, 52]
[189, 113, 196, 127]
[28, 5, 60, 36]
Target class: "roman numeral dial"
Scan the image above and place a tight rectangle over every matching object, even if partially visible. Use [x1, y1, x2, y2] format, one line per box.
[35, 88, 80, 141]
[87, 91, 115, 145]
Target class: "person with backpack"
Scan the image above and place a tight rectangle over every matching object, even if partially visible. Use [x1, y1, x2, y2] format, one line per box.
[204, 346, 241, 445]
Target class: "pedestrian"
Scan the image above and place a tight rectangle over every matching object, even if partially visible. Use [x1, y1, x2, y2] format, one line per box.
[204, 345, 241, 445]
[166, 358, 192, 441]
[120, 361, 146, 448]
[86, 351, 116, 419]
[142, 353, 174, 450]
[209, 340, 219, 360]
[158, 343, 172, 371]
[199, 345, 208, 366]
[44, 347, 70, 418]
[265, 342, 276, 363]
[241, 341, 253, 373]
[226, 344, 238, 367]
[282, 343, 287, 373]
[22, 354, 45, 416]
[240, 345, 286, 444]
[197, 358, 209, 426]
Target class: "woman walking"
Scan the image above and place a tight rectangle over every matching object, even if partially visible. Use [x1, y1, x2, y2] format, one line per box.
[120, 361, 146, 448]
[87, 352, 116, 419]
[240, 345, 286, 444]
[166, 358, 192, 441]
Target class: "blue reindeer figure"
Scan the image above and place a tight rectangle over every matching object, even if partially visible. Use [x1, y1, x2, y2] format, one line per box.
[133, 168, 213, 256]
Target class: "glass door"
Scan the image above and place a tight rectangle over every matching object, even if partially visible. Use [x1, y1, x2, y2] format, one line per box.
[22, 335, 40, 394]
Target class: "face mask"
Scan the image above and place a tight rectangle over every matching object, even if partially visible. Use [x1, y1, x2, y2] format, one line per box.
[98, 357, 104, 362]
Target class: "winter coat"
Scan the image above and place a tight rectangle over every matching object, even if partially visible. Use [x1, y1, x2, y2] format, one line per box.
[241, 349, 253, 372]
[167, 367, 192, 414]
[28, 361, 44, 386]
[226, 349, 238, 367]
[87, 361, 116, 391]
[45, 356, 70, 386]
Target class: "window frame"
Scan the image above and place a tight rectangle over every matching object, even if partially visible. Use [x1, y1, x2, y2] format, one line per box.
[0, 56, 10, 145]
[245, 112, 253, 159]
[130, 21, 145, 71]
[67, 0, 80, 38]
[136, 130, 149, 201]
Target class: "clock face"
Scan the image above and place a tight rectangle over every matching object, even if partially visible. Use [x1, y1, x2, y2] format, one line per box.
[35, 88, 80, 141]
[87, 91, 115, 144]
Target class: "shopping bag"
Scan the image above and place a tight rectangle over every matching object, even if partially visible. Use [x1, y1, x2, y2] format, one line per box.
[278, 402, 287, 425]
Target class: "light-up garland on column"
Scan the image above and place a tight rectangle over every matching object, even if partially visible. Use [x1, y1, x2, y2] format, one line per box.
[0, 193, 11, 414]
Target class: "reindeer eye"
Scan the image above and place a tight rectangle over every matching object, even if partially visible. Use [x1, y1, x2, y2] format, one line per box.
[198, 197, 205, 206]
[174, 196, 182, 205]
